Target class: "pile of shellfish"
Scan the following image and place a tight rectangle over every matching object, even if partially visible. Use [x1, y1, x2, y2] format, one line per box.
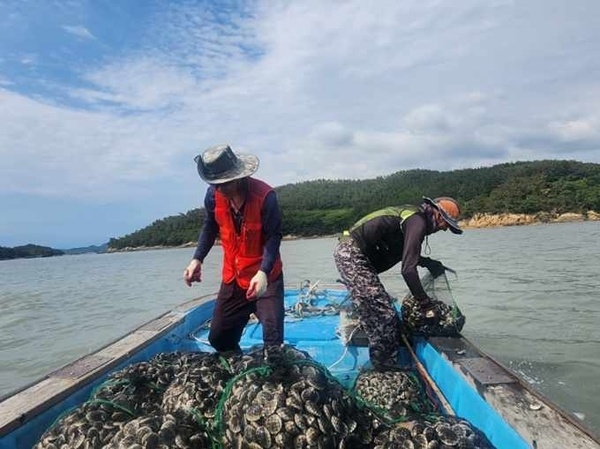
[401, 296, 466, 337]
[34, 346, 495, 449]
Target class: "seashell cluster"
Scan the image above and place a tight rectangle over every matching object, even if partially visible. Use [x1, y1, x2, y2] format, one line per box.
[373, 415, 495, 449]
[221, 346, 373, 448]
[33, 346, 494, 449]
[401, 296, 466, 336]
[354, 369, 434, 423]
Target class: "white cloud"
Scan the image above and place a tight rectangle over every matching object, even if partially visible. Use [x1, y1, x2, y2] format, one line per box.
[2, 0, 600, 199]
[0, 88, 189, 199]
[308, 122, 354, 148]
[403, 105, 452, 134]
[548, 117, 600, 142]
[20, 55, 36, 65]
[62, 25, 96, 40]
[73, 57, 199, 110]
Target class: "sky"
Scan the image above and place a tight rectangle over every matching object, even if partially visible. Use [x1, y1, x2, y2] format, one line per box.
[1, 0, 600, 248]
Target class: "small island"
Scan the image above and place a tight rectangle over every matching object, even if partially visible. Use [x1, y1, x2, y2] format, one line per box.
[0, 244, 64, 261]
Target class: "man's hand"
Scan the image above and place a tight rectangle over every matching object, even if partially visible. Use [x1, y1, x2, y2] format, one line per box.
[183, 259, 202, 286]
[246, 270, 268, 300]
[419, 257, 447, 278]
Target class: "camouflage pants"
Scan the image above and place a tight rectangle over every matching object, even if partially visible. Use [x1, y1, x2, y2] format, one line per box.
[333, 238, 402, 370]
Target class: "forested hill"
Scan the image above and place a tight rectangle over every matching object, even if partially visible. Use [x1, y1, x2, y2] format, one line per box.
[0, 244, 64, 260]
[108, 160, 600, 250]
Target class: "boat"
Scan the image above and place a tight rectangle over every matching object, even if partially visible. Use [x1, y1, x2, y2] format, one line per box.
[1, 278, 599, 449]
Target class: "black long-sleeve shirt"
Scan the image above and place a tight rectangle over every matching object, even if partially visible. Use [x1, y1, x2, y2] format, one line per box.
[192, 185, 282, 274]
[400, 213, 431, 300]
[350, 207, 435, 300]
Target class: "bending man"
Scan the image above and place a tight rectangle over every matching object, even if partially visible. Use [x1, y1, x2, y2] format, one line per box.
[333, 196, 463, 371]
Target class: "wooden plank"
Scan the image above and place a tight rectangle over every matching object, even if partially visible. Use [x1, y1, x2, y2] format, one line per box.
[402, 334, 455, 415]
[53, 355, 112, 379]
[0, 377, 74, 430]
[428, 336, 600, 449]
[481, 383, 600, 449]
[173, 294, 217, 313]
[458, 357, 515, 385]
[0, 308, 190, 436]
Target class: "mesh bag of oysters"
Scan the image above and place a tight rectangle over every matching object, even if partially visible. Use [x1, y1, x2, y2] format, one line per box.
[33, 351, 217, 449]
[34, 345, 495, 449]
[33, 347, 375, 449]
[401, 270, 466, 337]
[217, 345, 375, 448]
[352, 369, 495, 449]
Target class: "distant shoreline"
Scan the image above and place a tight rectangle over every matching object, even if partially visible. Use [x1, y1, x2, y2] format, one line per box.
[105, 210, 600, 253]
[105, 234, 332, 253]
[5, 211, 597, 259]
[460, 210, 600, 229]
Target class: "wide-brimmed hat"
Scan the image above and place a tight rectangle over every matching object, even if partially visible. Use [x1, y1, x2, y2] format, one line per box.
[422, 196, 463, 234]
[194, 144, 259, 184]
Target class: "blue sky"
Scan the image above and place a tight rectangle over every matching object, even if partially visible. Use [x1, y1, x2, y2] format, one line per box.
[1, 0, 600, 248]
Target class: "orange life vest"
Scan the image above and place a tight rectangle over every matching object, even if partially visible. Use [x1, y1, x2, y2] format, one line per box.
[214, 178, 283, 289]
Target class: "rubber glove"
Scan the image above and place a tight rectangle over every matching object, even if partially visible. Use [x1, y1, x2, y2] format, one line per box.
[183, 259, 202, 286]
[417, 298, 441, 325]
[419, 257, 447, 278]
[246, 270, 268, 299]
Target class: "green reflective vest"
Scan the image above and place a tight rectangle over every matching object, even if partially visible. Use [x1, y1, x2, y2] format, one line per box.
[346, 205, 420, 273]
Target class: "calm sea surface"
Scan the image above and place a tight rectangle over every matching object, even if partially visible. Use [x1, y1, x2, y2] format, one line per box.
[1, 222, 599, 433]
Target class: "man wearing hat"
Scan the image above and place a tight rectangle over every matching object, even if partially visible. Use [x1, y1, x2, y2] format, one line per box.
[333, 196, 463, 371]
[183, 144, 284, 360]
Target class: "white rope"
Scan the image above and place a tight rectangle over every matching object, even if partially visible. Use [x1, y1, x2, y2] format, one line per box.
[189, 334, 212, 348]
[286, 279, 345, 319]
[329, 325, 361, 370]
